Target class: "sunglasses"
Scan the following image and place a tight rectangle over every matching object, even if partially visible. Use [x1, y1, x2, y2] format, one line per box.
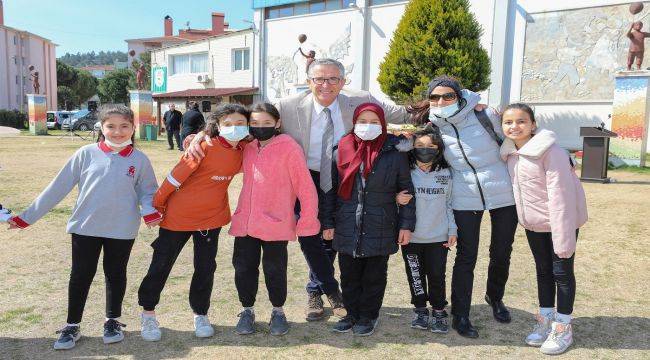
[429, 92, 457, 102]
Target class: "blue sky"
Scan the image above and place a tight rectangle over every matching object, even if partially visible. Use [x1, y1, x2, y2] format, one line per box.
[3, 0, 254, 57]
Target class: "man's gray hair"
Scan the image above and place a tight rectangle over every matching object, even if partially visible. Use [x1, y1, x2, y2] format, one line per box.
[307, 58, 346, 79]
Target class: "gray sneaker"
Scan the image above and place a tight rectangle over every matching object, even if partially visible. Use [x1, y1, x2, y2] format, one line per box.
[430, 310, 449, 334]
[53, 325, 81, 350]
[411, 308, 429, 330]
[235, 309, 255, 335]
[103, 319, 125, 344]
[269, 310, 289, 336]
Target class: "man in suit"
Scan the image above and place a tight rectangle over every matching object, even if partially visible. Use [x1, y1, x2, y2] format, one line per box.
[163, 104, 183, 151]
[273, 59, 407, 321]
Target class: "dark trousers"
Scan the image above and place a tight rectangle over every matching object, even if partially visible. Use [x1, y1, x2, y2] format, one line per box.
[233, 236, 288, 307]
[526, 229, 578, 315]
[166, 128, 182, 150]
[67, 234, 135, 324]
[138, 227, 220, 315]
[450, 205, 518, 317]
[401, 242, 449, 310]
[295, 169, 340, 296]
[339, 254, 389, 320]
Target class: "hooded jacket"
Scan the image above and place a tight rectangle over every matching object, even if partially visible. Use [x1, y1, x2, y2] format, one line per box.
[429, 90, 515, 211]
[229, 134, 320, 241]
[500, 129, 588, 255]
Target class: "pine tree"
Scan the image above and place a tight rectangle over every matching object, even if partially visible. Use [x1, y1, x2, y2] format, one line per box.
[378, 0, 491, 103]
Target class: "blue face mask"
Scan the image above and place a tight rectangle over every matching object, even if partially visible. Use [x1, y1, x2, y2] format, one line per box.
[429, 102, 459, 119]
[219, 125, 249, 142]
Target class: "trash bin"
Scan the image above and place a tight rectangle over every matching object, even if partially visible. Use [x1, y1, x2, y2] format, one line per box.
[145, 124, 158, 141]
[579, 127, 617, 183]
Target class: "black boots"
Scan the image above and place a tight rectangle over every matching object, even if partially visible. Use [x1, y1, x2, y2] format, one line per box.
[485, 294, 512, 323]
[452, 316, 479, 338]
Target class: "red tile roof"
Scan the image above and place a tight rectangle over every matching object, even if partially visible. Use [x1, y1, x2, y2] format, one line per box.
[152, 87, 259, 99]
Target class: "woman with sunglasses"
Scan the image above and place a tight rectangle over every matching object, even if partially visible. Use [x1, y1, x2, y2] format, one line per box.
[407, 75, 517, 339]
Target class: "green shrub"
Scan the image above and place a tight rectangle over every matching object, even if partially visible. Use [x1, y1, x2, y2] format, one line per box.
[378, 0, 491, 103]
[0, 109, 28, 129]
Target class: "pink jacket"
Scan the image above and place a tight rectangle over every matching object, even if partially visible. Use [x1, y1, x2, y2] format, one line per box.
[500, 129, 588, 255]
[229, 134, 320, 241]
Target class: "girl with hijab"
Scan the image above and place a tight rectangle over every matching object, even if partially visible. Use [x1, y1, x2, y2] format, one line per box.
[321, 102, 415, 336]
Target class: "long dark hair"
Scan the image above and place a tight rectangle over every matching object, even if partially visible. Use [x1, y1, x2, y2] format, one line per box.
[204, 103, 250, 137]
[96, 104, 136, 145]
[408, 123, 449, 170]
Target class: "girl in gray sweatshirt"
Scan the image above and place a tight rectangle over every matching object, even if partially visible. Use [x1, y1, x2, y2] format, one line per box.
[397, 124, 457, 334]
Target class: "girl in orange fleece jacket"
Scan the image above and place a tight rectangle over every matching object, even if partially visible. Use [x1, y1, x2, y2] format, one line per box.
[229, 102, 320, 336]
[137, 103, 250, 342]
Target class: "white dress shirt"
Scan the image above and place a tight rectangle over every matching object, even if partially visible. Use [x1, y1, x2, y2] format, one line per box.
[307, 98, 346, 171]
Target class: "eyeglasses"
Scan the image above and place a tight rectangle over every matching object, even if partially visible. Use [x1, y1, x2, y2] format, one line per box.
[310, 77, 342, 85]
[429, 92, 457, 102]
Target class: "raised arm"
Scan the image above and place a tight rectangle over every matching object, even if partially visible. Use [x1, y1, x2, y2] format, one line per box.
[10, 150, 83, 228]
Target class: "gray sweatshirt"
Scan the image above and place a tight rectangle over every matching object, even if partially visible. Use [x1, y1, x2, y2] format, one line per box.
[14, 142, 160, 239]
[410, 166, 457, 243]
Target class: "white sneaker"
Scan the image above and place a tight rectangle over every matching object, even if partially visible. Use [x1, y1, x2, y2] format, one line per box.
[540, 321, 573, 355]
[194, 315, 214, 338]
[141, 315, 162, 342]
[525, 314, 552, 346]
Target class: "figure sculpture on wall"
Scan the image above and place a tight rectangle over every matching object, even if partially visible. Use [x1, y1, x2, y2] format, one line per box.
[627, 2, 650, 70]
[298, 34, 316, 74]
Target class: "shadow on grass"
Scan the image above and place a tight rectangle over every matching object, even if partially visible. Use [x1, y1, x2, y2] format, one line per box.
[1, 305, 648, 359]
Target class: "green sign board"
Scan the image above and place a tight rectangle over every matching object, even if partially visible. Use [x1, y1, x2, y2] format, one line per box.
[151, 66, 167, 93]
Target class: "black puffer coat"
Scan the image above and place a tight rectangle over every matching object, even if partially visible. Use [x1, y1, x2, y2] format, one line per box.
[323, 134, 416, 258]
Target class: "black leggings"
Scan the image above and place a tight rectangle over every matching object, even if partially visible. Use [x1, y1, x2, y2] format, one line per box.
[526, 229, 578, 315]
[68, 234, 135, 324]
[450, 205, 518, 317]
[138, 227, 220, 315]
[401, 242, 449, 310]
[232, 236, 288, 307]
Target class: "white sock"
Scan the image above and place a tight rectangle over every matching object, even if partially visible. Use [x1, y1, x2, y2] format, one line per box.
[142, 313, 156, 319]
[244, 306, 254, 314]
[539, 307, 555, 318]
[194, 314, 208, 320]
[272, 307, 284, 314]
[555, 312, 572, 324]
[105, 317, 119, 322]
[66, 323, 80, 328]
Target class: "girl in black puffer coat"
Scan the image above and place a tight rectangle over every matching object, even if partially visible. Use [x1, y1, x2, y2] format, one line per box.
[321, 102, 415, 336]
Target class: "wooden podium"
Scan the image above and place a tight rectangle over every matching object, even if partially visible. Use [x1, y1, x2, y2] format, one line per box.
[579, 127, 617, 183]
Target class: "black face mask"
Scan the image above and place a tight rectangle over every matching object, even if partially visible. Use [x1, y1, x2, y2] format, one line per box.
[249, 126, 277, 141]
[413, 148, 439, 164]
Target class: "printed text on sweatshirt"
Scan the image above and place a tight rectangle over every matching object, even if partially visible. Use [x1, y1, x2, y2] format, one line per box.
[410, 166, 457, 243]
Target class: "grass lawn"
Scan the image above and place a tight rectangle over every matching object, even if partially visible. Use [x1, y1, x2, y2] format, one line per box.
[1, 135, 649, 359]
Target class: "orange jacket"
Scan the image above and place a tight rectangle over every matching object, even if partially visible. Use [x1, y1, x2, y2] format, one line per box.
[153, 137, 244, 231]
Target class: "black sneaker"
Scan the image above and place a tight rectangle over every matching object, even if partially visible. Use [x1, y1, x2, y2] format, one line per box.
[411, 308, 429, 330]
[352, 317, 378, 336]
[103, 319, 126, 344]
[332, 315, 356, 333]
[269, 310, 289, 336]
[430, 310, 449, 333]
[235, 309, 255, 335]
[53, 325, 81, 350]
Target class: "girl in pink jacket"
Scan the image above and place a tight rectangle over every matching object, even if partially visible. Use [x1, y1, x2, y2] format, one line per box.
[229, 102, 320, 336]
[500, 103, 587, 356]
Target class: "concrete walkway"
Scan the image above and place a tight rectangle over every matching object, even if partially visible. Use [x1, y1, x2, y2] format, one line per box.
[0, 126, 20, 137]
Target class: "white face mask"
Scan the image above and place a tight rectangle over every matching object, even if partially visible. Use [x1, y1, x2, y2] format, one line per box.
[219, 125, 249, 142]
[103, 137, 132, 148]
[429, 102, 459, 119]
[354, 123, 383, 141]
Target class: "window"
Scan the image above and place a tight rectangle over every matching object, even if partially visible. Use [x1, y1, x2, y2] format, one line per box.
[232, 49, 250, 71]
[265, 1, 357, 20]
[326, 0, 342, 10]
[13, 35, 17, 45]
[171, 53, 208, 74]
[294, 3, 309, 15]
[278, 5, 293, 17]
[15, 75, 19, 84]
[370, 0, 405, 5]
[310, 1, 325, 12]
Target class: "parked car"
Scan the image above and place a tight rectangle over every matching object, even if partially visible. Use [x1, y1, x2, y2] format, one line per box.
[46, 111, 76, 130]
[62, 110, 98, 131]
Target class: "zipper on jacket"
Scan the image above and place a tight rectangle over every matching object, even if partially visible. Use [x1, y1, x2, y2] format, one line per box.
[515, 158, 527, 225]
[353, 147, 384, 258]
[447, 121, 487, 210]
